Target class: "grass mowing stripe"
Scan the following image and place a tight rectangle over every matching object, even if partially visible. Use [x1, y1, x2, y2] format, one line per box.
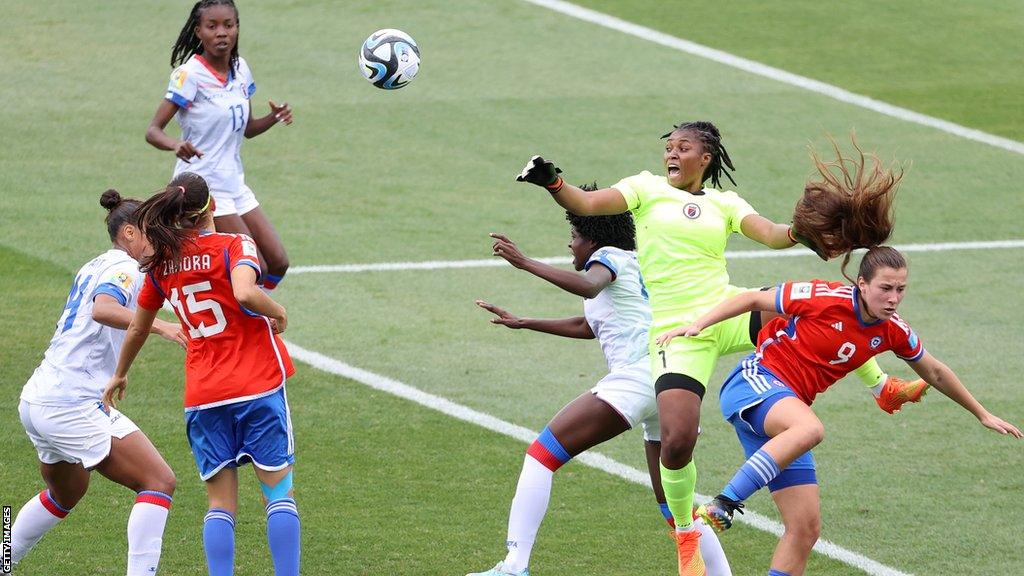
[284, 340, 913, 576]
[289, 239, 1024, 274]
[518, 0, 1024, 156]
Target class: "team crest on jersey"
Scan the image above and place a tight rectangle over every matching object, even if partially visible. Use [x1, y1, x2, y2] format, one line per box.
[790, 282, 812, 300]
[683, 203, 701, 219]
[172, 68, 188, 89]
[869, 336, 883, 349]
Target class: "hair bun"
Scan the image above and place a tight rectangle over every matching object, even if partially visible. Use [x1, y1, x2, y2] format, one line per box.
[100, 189, 122, 210]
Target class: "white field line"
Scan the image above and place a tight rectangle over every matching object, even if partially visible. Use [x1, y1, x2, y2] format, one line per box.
[285, 341, 911, 576]
[289, 239, 1024, 275]
[519, 0, 1024, 156]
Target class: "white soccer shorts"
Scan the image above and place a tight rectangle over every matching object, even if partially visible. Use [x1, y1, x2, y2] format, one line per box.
[18, 399, 140, 469]
[591, 356, 661, 441]
[211, 181, 260, 217]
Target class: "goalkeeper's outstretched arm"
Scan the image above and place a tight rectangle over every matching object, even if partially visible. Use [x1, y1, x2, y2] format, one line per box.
[516, 155, 627, 216]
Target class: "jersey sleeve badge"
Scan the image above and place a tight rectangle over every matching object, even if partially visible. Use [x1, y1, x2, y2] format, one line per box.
[790, 282, 813, 300]
[241, 237, 258, 258]
[172, 68, 188, 89]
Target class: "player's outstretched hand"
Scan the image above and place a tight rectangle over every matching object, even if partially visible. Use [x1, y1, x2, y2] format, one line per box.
[173, 140, 203, 163]
[102, 375, 127, 412]
[979, 412, 1024, 438]
[788, 225, 830, 261]
[656, 325, 702, 347]
[516, 155, 563, 190]
[476, 300, 523, 329]
[490, 233, 530, 269]
[269, 100, 293, 125]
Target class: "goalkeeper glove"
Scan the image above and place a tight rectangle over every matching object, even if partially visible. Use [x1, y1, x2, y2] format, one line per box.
[788, 226, 829, 261]
[516, 155, 564, 192]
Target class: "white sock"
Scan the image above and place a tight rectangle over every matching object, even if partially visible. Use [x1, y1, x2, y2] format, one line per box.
[502, 455, 554, 573]
[10, 490, 70, 565]
[695, 517, 733, 576]
[126, 491, 172, 576]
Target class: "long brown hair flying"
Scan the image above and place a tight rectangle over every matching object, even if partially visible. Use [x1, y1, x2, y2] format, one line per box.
[134, 172, 211, 273]
[791, 134, 904, 280]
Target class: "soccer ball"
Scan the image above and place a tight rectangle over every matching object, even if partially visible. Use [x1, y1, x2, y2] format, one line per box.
[358, 29, 420, 90]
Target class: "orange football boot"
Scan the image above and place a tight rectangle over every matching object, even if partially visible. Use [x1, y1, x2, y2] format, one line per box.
[876, 375, 928, 414]
[673, 529, 706, 576]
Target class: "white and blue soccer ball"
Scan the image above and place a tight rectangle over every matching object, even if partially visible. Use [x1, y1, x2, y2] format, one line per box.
[358, 29, 420, 90]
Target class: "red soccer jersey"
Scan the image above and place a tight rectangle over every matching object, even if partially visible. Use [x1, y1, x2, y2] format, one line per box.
[138, 232, 295, 409]
[756, 279, 924, 405]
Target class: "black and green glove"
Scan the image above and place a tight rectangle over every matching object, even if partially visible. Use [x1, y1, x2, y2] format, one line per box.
[516, 155, 564, 192]
[788, 225, 830, 261]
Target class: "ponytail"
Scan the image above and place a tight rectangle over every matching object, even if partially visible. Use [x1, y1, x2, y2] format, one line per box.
[135, 172, 211, 273]
[792, 134, 903, 276]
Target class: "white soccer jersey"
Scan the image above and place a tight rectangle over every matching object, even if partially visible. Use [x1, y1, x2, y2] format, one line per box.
[165, 54, 256, 194]
[583, 247, 651, 371]
[21, 250, 142, 406]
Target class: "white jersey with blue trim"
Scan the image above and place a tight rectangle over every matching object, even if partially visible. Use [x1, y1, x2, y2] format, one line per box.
[21, 250, 142, 406]
[583, 246, 651, 371]
[165, 54, 256, 194]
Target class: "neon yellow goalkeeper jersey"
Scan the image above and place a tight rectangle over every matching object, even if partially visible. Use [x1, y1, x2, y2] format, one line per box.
[613, 171, 758, 329]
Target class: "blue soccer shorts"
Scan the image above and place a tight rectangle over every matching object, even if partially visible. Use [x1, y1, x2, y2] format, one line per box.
[184, 387, 295, 481]
[718, 354, 817, 491]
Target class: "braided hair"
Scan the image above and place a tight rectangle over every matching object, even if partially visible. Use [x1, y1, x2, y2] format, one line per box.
[565, 183, 636, 251]
[134, 172, 212, 273]
[662, 120, 737, 189]
[170, 0, 240, 74]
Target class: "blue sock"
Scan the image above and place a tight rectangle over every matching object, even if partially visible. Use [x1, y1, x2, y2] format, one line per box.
[721, 449, 781, 502]
[203, 509, 236, 576]
[768, 569, 792, 576]
[266, 498, 300, 576]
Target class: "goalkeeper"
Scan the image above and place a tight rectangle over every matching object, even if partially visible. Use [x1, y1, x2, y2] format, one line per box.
[515, 122, 923, 576]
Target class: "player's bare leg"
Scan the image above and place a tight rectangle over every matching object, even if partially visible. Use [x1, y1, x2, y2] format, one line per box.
[769, 484, 821, 576]
[239, 207, 290, 291]
[214, 212, 287, 291]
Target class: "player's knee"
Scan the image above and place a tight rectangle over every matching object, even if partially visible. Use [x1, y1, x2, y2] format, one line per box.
[784, 514, 821, 547]
[800, 421, 825, 449]
[150, 468, 177, 496]
[49, 486, 86, 510]
[260, 470, 294, 502]
[659, 428, 698, 465]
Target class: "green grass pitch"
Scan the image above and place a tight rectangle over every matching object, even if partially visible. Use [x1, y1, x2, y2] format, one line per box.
[1, 1, 1022, 574]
